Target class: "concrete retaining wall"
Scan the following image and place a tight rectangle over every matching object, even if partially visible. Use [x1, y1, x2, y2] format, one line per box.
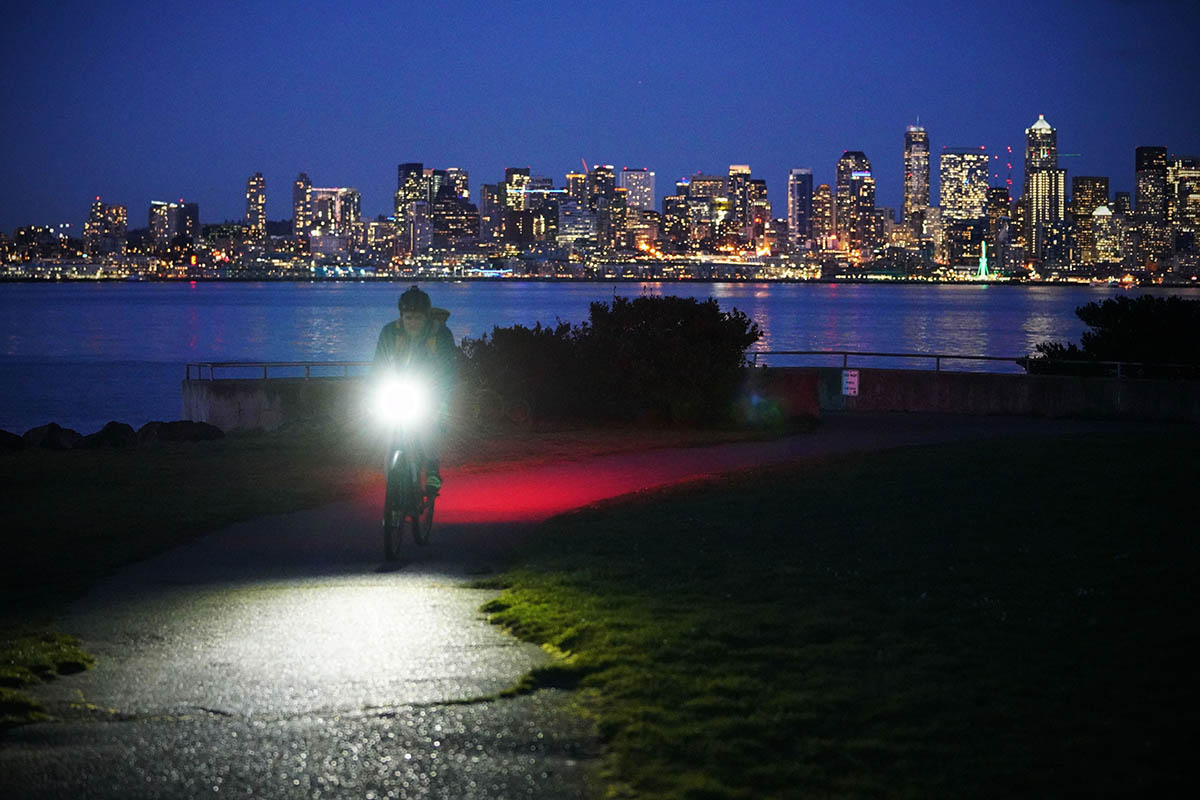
[182, 377, 368, 432]
[798, 366, 1200, 421]
[183, 367, 1200, 432]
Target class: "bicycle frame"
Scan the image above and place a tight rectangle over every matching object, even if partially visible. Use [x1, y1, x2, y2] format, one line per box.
[375, 373, 437, 560]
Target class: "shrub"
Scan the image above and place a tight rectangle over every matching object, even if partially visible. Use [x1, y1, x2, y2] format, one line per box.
[459, 321, 579, 421]
[1021, 295, 1200, 378]
[459, 295, 761, 424]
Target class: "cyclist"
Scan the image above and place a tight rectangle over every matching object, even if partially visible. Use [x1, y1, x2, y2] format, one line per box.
[372, 285, 457, 494]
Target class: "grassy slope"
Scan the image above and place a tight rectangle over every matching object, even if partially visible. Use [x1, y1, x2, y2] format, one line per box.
[482, 431, 1200, 798]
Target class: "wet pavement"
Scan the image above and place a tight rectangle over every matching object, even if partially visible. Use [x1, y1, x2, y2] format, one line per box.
[0, 412, 1164, 798]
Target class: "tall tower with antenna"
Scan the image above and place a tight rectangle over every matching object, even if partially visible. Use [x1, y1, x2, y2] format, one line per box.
[903, 122, 930, 234]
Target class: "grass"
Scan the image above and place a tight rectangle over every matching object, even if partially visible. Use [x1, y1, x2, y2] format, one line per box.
[0, 632, 93, 725]
[480, 430, 1200, 798]
[0, 417, 778, 726]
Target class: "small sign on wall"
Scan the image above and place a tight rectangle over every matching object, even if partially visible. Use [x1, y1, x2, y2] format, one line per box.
[841, 369, 859, 396]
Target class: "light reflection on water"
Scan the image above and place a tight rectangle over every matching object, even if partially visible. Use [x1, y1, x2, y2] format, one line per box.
[1, 280, 1198, 434]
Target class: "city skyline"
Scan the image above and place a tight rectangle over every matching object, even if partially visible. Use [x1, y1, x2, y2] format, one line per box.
[2, 0, 1198, 233]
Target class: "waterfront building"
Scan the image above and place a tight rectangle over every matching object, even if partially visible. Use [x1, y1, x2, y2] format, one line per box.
[619, 167, 655, 210]
[728, 165, 752, 227]
[83, 198, 127, 257]
[811, 183, 834, 250]
[944, 218, 987, 268]
[245, 172, 266, 241]
[149, 200, 199, 251]
[292, 173, 313, 236]
[1070, 176, 1109, 265]
[903, 124, 930, 232]
[835, 151, 876, 257]
[939, 147, 990, 221]
[787, 168, 814, 250]
[985, 186, 1012, 268]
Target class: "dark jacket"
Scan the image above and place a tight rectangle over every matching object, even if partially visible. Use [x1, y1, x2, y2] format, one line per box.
[371, 310, 458, 403]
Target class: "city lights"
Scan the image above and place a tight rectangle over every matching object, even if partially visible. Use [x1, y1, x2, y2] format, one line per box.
[3, 117, 1197, 285]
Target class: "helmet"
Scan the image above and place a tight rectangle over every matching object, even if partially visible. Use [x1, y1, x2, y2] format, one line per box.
[398, 285, 432, 314]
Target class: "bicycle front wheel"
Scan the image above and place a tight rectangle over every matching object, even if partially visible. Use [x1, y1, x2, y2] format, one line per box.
[383, 454, 412, 561]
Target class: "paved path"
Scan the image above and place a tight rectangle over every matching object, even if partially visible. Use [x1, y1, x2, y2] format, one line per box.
[0, 413, 1163, 799]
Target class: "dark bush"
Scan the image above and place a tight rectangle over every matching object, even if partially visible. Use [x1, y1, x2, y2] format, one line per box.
[459, 295, 761, 424]
[577, 295, 761, 423]
[459, 321, 579, 422]
[1021, 295, 1200, 378]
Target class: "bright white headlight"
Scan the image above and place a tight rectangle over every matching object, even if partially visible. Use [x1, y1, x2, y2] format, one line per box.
[373, 375, 432, 428]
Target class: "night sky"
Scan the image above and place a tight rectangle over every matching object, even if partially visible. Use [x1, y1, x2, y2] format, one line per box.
[2, 0, 1197, 234]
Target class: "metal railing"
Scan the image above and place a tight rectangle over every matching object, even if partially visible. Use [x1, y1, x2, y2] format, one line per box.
[186, 361, 371, 380]
[748, 350, 1022, 372]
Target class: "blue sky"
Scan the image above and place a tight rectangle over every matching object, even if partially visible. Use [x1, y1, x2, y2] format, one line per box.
[2, 0, 1197, 232]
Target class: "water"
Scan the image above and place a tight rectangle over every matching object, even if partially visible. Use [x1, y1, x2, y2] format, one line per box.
[2, 280, 1194, 435]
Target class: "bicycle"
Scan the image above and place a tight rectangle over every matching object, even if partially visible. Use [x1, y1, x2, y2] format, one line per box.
[374, 373, 437, 561]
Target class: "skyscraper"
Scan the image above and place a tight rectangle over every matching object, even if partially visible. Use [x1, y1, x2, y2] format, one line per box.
[245, 172, 266, 241]
[395, 163, 427, 217]
[787, 168, 814, 250]
[1134, 146, 1171, 265]
[1028, 168, 1067, 263]
[83, 198, 127, 256]
[504, 167, 532, 212]
[1091, 205, 1122, 264]
[619, 167, 655, 210]
[812, 184, 834, 250]
[835, 151, 876, 257]
[445, 167, 470, 201]
[939, 147, 990, 221]
[586, 165, 616, 211]
[565, 172, 587, 205]
[148, 200, 199, 250]
[728, 165, 752, 227]
[292, 173, 313, 236]
[903, 125, 930, 232]
[1022, 115, 1062, 263]
[310, 187, 360, 235]
[1023, 114, 1057, 196]
[1167, 155, 1200, 234]
[687, 173, 726, 200]
[1070, 176, 1109, 265]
